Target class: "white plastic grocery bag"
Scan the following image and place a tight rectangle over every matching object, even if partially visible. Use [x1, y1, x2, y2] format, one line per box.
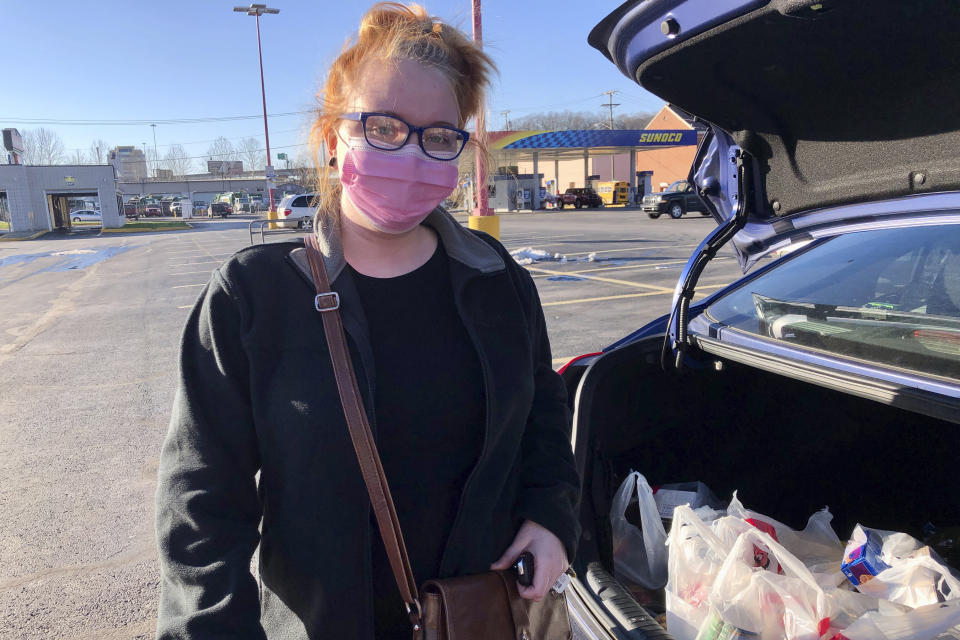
[705, 528, 832, 639]
[610, 470, 668, 589]
[666, 505, 731, 640]
[830, 599, 960, 640]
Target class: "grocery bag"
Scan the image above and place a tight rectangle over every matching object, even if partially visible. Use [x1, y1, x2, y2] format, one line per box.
[829, 599, 960, 640]
[666, 505, 731, 640]
[703, 528, 831, 639]
[610, 471, 668, 589]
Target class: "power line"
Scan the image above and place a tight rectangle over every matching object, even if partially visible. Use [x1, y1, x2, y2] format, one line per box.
[0, 110, 315, 127]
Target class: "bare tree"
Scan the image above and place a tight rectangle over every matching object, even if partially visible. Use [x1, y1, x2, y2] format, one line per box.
[239, 137, 264, 172]
[21, 128, 66, 165]
[70, 148, 89, 164]
[164, 144, 193, 177]
[89, 139, 110, 165]
[206, 136, 239, 163]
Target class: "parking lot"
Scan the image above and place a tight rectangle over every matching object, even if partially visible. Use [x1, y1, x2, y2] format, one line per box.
[0, 209, 744, 638]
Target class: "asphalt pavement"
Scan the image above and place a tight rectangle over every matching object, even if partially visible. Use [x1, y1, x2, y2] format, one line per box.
[0, 209, 746, 638]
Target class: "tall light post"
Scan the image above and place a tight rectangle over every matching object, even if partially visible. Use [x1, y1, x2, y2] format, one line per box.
[234, 3, 279, 212]
[150, 124, 159, 178]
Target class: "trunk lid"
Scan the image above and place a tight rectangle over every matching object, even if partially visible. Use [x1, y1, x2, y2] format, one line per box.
[589, 0, 960, 268]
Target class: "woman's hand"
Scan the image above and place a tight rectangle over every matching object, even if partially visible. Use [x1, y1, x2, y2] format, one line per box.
[490, 520, 568, 601]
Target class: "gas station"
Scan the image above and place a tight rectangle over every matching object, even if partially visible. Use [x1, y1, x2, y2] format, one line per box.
[483, 105, 705, 212]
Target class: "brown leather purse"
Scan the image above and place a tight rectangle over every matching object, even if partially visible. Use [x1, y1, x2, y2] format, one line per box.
[303, 234, 573, 640]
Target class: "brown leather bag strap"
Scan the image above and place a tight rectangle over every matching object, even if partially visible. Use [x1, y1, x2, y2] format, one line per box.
[303, 234, 423, 628]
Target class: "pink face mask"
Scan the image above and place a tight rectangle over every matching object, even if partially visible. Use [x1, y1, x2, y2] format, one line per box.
[340, 139, 459, 234]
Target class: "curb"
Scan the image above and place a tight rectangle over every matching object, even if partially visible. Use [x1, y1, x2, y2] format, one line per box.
[0, 230, 50, 242]
[101, 223, 193, 234]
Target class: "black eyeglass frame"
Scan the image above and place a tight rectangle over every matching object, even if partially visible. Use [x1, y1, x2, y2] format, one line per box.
[340, 111, 470, 161]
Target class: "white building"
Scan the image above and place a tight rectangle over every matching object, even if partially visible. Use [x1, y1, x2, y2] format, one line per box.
[0, 164, 123, 233]
[108, 146, 147, 181]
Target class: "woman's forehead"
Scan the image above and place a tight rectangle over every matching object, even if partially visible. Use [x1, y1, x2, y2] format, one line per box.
[348, 58, 459, 126]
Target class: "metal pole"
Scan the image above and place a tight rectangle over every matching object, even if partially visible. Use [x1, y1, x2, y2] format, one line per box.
[255, 13, 274, 212]
[151, 124, 158, 178]
[472, 0, 491, 218]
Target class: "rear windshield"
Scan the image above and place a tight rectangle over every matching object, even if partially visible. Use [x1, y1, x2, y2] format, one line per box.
[705, 223, 960, 380]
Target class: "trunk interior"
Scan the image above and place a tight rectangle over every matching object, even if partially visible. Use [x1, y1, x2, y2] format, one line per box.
[571, 336, 960, 588]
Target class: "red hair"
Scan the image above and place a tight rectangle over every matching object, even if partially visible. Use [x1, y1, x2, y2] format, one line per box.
[309, 2, 496, 215]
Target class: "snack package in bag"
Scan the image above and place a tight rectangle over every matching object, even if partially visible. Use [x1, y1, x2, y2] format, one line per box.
[611, 471, 668, 589]
[666, 505, 731, 640]
[844, 525, 960, 608]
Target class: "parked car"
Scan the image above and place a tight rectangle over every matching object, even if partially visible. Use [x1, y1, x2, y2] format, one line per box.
[123, 203, 140, 219]
[276, 193, 318, 229]
[193, 200, 208, 211]
[144, 204, 162, 217]
[234, 197, 252, 213]
[208, 202, 233, 218]
[557, 187, 603, 209]
[641, 179, 710, 219]
[545, 2, 960, 639]
[170, 201, 183, 216]
[70, 209, 101, 223]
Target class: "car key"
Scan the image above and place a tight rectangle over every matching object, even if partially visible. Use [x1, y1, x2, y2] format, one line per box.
[513, 551, 535, 588]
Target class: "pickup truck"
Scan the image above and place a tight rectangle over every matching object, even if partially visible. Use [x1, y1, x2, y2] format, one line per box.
[557, 187, 603, 209]
[641, 179, 711, 219]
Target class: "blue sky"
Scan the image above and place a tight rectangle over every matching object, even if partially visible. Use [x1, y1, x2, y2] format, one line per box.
[1, 0, 664, 167]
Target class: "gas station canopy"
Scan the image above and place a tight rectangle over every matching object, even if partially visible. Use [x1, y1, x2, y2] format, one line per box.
[490, 128, 698, 160]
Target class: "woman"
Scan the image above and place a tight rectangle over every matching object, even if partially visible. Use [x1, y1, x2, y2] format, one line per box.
[155, 3, 581, 638]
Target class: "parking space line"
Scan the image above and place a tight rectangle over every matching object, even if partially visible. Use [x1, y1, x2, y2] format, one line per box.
[172, 283, 206, 289]
[562, 243, 699, 257]
[178, 304, 193, 309]
[541, 284, 727, 307]
[562, 256, 733, 275]
[169, 261, 222, 267]
[525, 266, 672, 292]
[169, 270, 215, 276]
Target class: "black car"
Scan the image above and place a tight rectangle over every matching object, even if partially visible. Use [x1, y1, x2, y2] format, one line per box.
[539, 1, 960, 640]
[641, 180, 710, 219]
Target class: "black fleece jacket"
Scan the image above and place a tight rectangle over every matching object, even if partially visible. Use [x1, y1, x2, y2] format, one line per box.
[155, 210, 582, 639]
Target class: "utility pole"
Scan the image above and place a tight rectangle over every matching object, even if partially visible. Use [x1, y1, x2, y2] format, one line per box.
[601, 90, 621, 181]
[468, 0, 498, 239]
[150, 124, 158, 178]
[601, 90, 621, 130]
[500, 110, 510, 130]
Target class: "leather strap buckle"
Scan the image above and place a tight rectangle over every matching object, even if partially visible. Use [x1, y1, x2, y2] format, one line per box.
[406, 599, 423, 631]
[314, 292, 340, 312]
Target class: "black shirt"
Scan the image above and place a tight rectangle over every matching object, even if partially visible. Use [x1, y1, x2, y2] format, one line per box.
[348, 241, 485, 638]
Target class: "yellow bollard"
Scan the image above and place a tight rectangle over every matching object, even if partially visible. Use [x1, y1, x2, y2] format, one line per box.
[267, 209, 278, 230]
[468, 214, 500, 241]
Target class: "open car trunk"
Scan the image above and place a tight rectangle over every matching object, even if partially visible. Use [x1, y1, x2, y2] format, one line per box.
[568, 335, 960, 634]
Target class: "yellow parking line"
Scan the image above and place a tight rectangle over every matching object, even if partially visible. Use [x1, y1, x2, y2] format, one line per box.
[562, 243, 699, 257]
[526, 266, 672, 292]
[178, 304, 193, 309]
[541, 284, 727, 307]
[561, 256, 733, 275]
[172, 283, 206, 289]
[542, 290, 671, 307]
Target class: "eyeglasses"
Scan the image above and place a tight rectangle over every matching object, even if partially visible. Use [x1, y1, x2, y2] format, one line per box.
[340, 112, 469, 161]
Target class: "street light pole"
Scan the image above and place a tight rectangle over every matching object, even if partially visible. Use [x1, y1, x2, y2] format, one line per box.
[151, 124, 158, 178]
[234, 3, 279, 212]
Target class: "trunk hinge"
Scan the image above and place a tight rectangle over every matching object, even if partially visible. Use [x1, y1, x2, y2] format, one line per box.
[663, 148, 754, 370]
